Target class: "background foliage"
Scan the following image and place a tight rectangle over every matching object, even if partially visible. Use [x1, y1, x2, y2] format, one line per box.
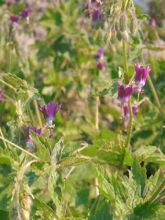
[0, 0, 165, 219]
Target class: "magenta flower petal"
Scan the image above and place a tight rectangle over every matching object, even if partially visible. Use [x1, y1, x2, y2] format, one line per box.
[39, 101, 61, 126]
[132, 104, 138, 116]
[117, 82, 133, 103]
[25, 127, 42, 151]
[10, 15, 19, 23]
[25, 127, 42, 142]
[94, 48, 104, 59]
[134, 64, 150, 88]
[123, 104, 129, 120]
[97, 60, 105, 70]
[92, 8, 102, 23]
[123, 103, 138, 120]
[20, 7, 32, 18]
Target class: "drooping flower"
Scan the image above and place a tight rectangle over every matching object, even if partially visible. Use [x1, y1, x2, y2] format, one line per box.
[134, 64, 150, 88]
[117, 81, 133, 103]
[6, 0, 15, 6]
[94, 48, 104, 59]
[132, 104, 138, 116]
[149, 17, 156, 27]
[25, 127, 41, 151]
[92, 8, 103, 23]
[10, 15, 19, 24]
[84, 0, 102, 11]
[123, 103, 138, 120]
[39, 101, 61, 126]
[97, 60, 105, 70]
[20, 7, 32, 18]
[94, 48, 106, 71]
[123, 103, 129, 120]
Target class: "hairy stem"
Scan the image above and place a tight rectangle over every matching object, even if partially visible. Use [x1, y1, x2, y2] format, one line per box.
[0, 136, 40, 160]
[147, 75, 162, 112]
[33, 100, 43, 128]
[95, 96, 100, 196]
[125, 99, 133, 149]
[122, 40, 129, 83]
[95, 96, 99, 130]
[0, 127, 8, 148]
[141, 52, 162, 113]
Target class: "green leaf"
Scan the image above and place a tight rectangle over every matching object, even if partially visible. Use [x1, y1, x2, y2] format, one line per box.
[88, 196, 113, 220]
[51, 137, 64, 165]
[30, 132, 50, 162]
[0, 73, 39, 102]
[132, 159, 146, 196]
[134, 146, 165, 166]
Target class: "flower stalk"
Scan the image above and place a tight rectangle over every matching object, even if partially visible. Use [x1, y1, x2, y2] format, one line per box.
[95, 96, 99, 130]
[0, 136, 40, 160]
[122, 39, 129, 83]
[147, 75, 162, 113]
[141, 53, 162, 113]
[125, 99, 133, 149]
[33, 100, 43, 128]
[95, 95, 100, 196]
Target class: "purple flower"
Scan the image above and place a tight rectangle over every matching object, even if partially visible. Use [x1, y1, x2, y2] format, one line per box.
[84, 0, 102, 11]
[10, 15, 19, 24]
[132, 104, 138, 116]
[0, 89, 4, 102]
[123, 104, 129, 120]
[20, 7, 32, 18]
[134, 64, 150, 88]
[149, 18, 156, 27]
[6, 0, 14, 6]
[117, 82, 133, 103]
[25, 127, 41, 151]
[94, 48, 104, 59]
[92, 8, 102, 23]
[39, 101, 61, 126]
[97, 60, 105, 70]
[123, 103, 138, 120]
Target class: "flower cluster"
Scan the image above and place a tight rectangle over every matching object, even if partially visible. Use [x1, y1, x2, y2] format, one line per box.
[10, 7, 32, 24]
[117, 64, 150, 120]
[94, 48, 105, 71]
[84, 0, 103, 24]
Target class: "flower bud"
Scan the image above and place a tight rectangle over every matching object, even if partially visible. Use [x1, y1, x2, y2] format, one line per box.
[120, 13, 127, 32]
[130, 16, 137, 35]
[117, 31, 122, 41]
[121, 30, 129, 42]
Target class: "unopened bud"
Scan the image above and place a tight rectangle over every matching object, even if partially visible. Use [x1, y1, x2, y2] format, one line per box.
[121, 30, 129, 42]
[120, 13, 127, 32]
[111, 30, 117, 43]
[117, 31, 122, 41]
[130, 16, 137, 35]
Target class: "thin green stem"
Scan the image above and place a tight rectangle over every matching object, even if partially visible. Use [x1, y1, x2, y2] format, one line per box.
[0, 127, 8, 148]
[141, 53, 162, 113]
[147, 75, 162, 112]
[95, 96, 99, 130]
[95, 96, 100, 196]
[122, 40, 129, 83]
[125, 99, 133, 149]
[0, 136, 40, 160]
[33, 100, 43, 128]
